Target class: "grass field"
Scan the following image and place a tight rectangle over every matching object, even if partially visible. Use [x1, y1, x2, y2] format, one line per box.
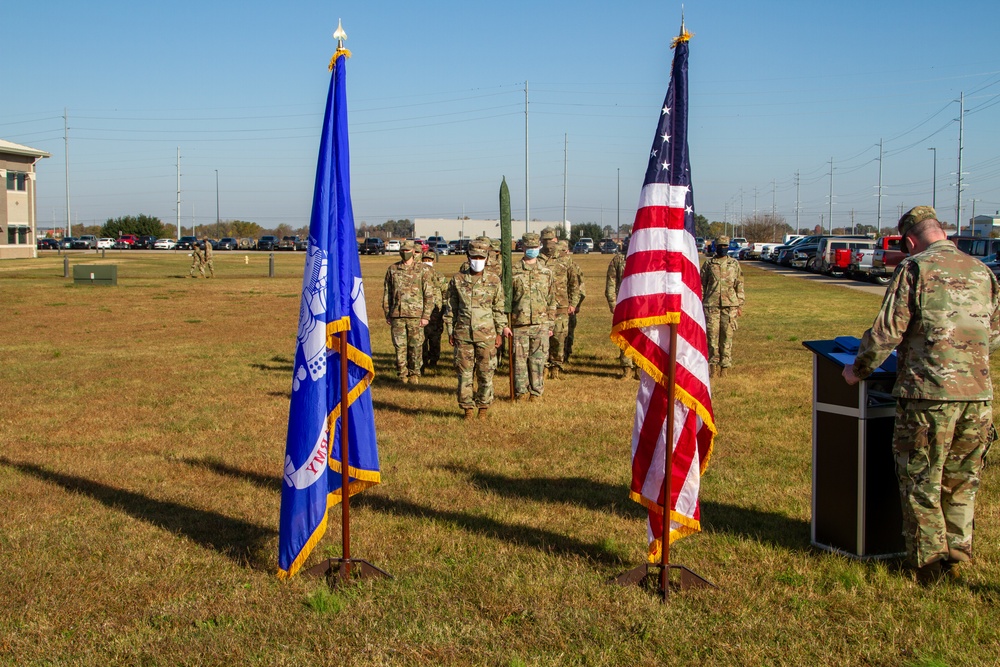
[1, 250, 998, 666]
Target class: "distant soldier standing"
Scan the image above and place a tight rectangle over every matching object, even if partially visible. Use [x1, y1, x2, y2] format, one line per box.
[559, 239, 585, 364]
[700, 235, 744, 377]
[506, 232, 556, 401]
[606, 238, 638, 379]
[382, 240, 434, 384]
[189, 243, 204, 278]
[444, 240, 507, 420]
[538, 230, 579, 379]
[201, 238, 215, 278]
[844, 206, 1000, 585]
[421, 250, 449, 372]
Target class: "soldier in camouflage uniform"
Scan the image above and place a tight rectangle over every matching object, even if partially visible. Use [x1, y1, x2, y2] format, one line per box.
[844, 206, 1000, 584]
[189, 243, 204, 278]
[700, 235, 744, 377]
[382, 240, 434, 384]
[559, 239, 586, 364]
[201, 238, 215, 278]
[606, 238, 638, 379]
[460, 235, 502, 279]
[421, 250, 449, 372]
[444, 240, 508, 419]
[537, 231, 580, 378]
[505, 232, 556, 400]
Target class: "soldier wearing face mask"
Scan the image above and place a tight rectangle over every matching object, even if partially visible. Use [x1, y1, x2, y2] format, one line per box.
[382, 240, 434, 384]
[421, 251, 449, 372]
[535, 229, 579, 379]
[444, 239, 508, 419]
[505, 232, 556, 401]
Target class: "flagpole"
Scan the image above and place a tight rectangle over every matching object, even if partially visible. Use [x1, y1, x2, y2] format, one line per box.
[660, 323, 678, 599]
[340, 330, 352, 580]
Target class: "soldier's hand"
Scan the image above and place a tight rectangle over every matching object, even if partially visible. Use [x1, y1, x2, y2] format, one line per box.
[494, 335, 502, 349]
[449, 335, 455, 346]
[420, 318, 429, 327]
[548, 329, 554, 337]
[502, 327, 512, 338]
[842, 365, 860, 386]
[385, 318, 391, 325]
[737, 307, 743, 318]
[568, 306, 576, 315]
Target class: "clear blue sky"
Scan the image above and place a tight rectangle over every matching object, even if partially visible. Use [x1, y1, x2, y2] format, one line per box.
[4, 0, 1000, 235]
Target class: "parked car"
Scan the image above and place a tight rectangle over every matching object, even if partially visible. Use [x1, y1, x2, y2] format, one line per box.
[815, 237, 877, 275]
[386, 239, 401, 252]
[450, 239, 471, 254]
[360, 237, 386, 255]
[278, 235, 301, 251]
[117, 234, 139, 247]
[599, 239, 619, 254]
[37, 238, 59, 250]
[982, 254, 1000, 280]
[410, 238, 429, 252]
[153, 238, 177, 250]
[197, 239, 219, 250]
[96, 238, 116, 249]
[695, 237, 705, 253]
[134, 235, 157, 249]
[950, 235, 1000, 259]
[578, 237, 595, 251]
[257, 235, 279, 251]
[572, 241, 590, 254]
[236, 238, 255, 250]
[59, 237, 77, 249]
[176, 236, 199, 250]
[434, 242, 450, 256]
[217, 237, 237, 250]
[75, 235, 98, 249]
[426, 235, 446, 247]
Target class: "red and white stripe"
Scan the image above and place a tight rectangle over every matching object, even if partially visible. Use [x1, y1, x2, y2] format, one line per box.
[611, 182, 715, 560]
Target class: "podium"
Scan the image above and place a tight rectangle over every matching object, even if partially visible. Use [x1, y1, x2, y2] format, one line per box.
[802, 338, 906, 559]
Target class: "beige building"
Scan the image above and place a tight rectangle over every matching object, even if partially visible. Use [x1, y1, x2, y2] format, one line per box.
[414, 218, 569, 241]
[1, 139, 50, 259]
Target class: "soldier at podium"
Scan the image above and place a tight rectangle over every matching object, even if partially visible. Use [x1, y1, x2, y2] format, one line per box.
[843, 205, 1000, 585]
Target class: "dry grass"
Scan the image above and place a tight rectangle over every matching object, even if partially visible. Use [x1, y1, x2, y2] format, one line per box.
[1, 250, 998, 666]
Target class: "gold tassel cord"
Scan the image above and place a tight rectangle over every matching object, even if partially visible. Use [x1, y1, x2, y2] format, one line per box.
[671, 30, 693, 49]
[328, 47, 352, 71]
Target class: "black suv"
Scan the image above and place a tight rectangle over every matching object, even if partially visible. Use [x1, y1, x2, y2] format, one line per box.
[257, 235, 279, 251]
[176, 236, 199, 250]
[360, 237, 385, 255]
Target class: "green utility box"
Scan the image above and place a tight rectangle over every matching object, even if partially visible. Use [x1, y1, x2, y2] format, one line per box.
[72, 265, 118, 286]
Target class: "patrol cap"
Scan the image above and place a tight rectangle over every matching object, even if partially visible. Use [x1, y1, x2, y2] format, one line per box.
[557, 239, 570, 251]
[540, 227, 557, 241]
[716, 236, 730, 246]
[490, 238, 501, 252]
[898, 206, 938, 237]
[522, 232, 541, 248]
[468, 239, 490, 258]
[422, 250, 437, 261]
[400, 239, 415, 251]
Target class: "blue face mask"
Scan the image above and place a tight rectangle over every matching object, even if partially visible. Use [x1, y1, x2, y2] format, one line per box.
[525, 248, 540, 259]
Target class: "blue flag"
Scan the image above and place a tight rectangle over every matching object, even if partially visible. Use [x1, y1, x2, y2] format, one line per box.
[278, 50, 380, 579]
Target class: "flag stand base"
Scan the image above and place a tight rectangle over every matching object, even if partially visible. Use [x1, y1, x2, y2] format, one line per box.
[611, 562, 716, 598]
[302, 558, 393, 586]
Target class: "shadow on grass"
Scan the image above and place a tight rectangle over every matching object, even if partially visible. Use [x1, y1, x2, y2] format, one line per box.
[250, 361, 294, 373]
[1, 458, 275, 570]
[564, 368, 625, 379]
[182, 457, 280, 492]
[268, 390, 291, 399]
[372, 399, 457, 419]
[356, 494, 630, 566]
[444, 465, 811, 551]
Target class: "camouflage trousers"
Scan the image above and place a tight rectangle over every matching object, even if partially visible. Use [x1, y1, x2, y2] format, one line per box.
[423, 316, 444, 368]
[618, 347, 634, 370]
[893, 399, 991, 567]
[203, 258, 214, 277]
[512, 324, 549, 398]
[453, 339, 497, 409]
[189, 258, 202, 276]
[704, 306, 738, 368]
[390, 318, 425, 379]
[564, 311, 578, 362]
[547, 313, 569, 370]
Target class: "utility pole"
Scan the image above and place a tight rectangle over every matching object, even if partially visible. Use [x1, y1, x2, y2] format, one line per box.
[562, 134, 568, 236]
[795, 171, 801, 232]
[928, 147, 937, 210]
[828, 157, 834, 233]
[771, 180, 776, 242]
[617, 168, 620, 241]
[877, 139, 884, 233]
[215, 169, 221, 238]
[64, 109, 71, 238]
[176, 147, 181, 239]
[956, 92, 965, 234]
[524, 81, 529, 234]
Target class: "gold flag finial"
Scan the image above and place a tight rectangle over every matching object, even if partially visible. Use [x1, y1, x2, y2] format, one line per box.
[671, 9, 692, 49]
[329, 18, 352, 70]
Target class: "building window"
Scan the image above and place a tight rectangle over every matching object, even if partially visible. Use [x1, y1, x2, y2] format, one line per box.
[6, 171, 27, 191]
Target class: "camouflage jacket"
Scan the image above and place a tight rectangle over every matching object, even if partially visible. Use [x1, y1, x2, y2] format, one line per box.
[606, 252, 626, 311]
[700, 256, 745, 308]
[854, 240, 1000, 400]
[459, 252, 502, 279]
[510, 259, 556, 328]
[203, 243, 213, 260]
[382, 260, 434, 320]
[427, 267, 449, 314]
[566, 256, 585, 309]
[539, 253, 581, 311]
[444, 269, 506, 343]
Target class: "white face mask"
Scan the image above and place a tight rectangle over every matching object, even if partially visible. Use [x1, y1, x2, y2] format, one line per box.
[470, 258, 487, 273]
[423, 261, 434, 267]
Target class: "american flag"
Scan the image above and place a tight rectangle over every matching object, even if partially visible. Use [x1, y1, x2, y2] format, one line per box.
[610, 28, 716, 562]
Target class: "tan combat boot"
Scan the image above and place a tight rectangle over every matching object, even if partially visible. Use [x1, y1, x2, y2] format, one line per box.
[709, 366, 717, 378]
[719, 367, 728, 378]
[633, 367, 641, 380]
[464, 408, 475, 420]
[409, 375, 420, 385]
[550, 367, 560, 380]
[477, 407, 489, 419]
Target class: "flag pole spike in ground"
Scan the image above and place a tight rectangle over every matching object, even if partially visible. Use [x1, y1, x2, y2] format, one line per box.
[500, 176, 515, 399]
